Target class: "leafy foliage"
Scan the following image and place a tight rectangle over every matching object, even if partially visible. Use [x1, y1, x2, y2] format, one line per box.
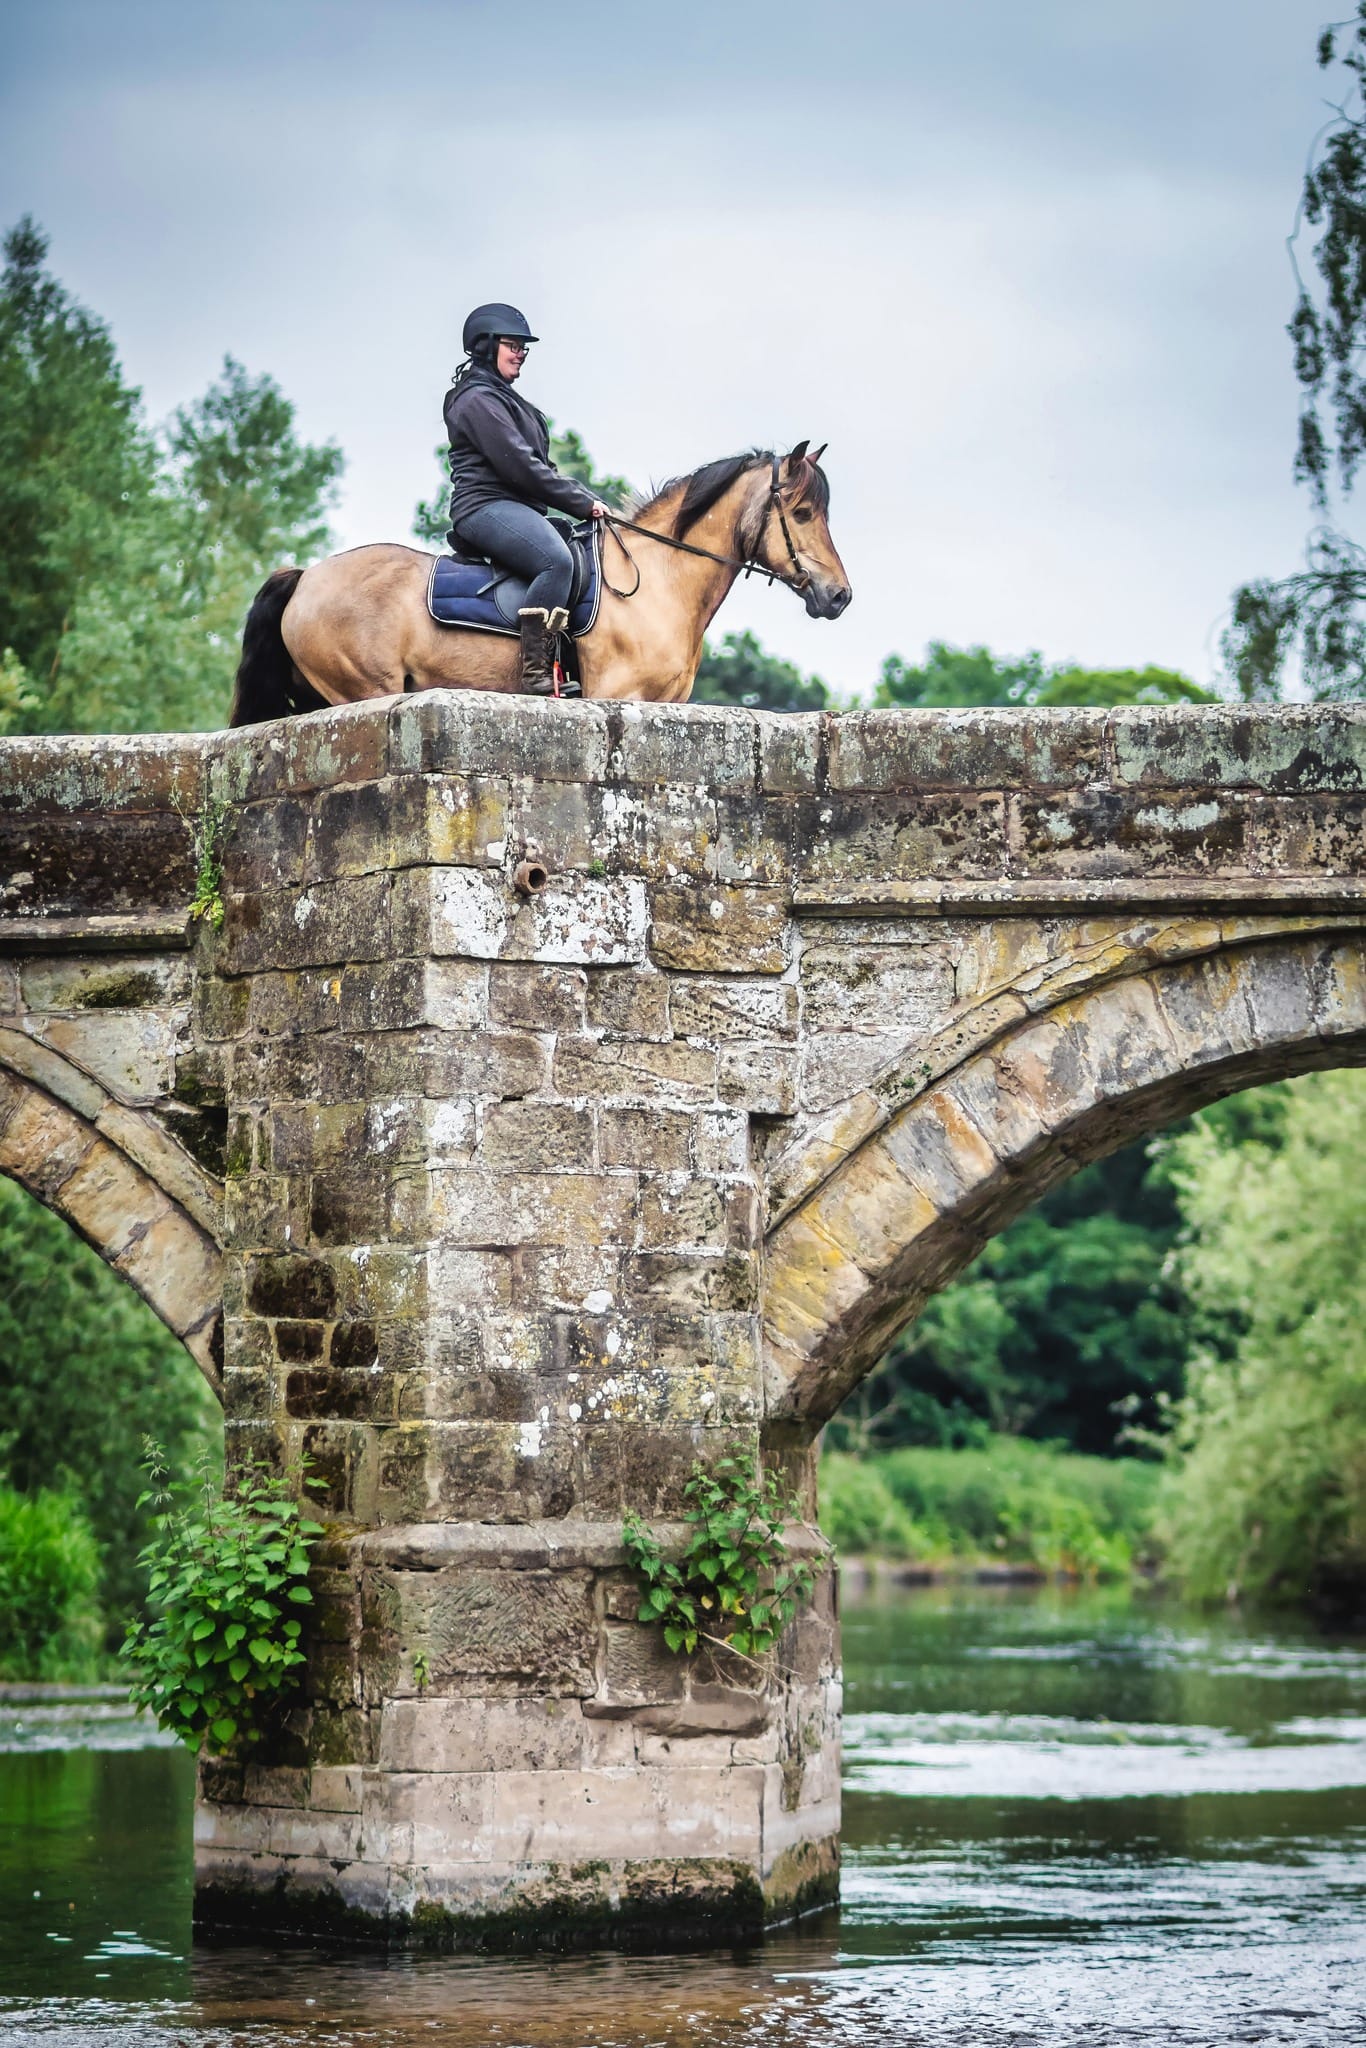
[623, 1456, 815, 1660]
[187, 790, 228, 931]
[1223, 9, 1366, 701]
[0, 1178, 219, 1644]
[691, 628, 830, 711]
[1158, 1070, 1366, 1607]
[832, 1141, 1191, 1456]
[874, 641, 1212, 709]
[0, 217, 341, 734]
[820, 1444, 1157, 1581]
[122, 1444, 319, 1750]
[0, 1487, 102, 1680]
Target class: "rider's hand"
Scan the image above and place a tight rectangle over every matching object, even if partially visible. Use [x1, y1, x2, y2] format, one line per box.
[589, 501, 609, 519]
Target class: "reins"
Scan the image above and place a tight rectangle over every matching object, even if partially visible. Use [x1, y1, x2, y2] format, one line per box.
[600, 456, 812, 602]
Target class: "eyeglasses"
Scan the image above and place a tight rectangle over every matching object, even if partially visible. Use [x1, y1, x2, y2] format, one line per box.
[499, 338, 531, 356]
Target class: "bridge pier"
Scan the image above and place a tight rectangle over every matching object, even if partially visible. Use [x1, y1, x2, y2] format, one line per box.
[4, 695, 1366, 1948]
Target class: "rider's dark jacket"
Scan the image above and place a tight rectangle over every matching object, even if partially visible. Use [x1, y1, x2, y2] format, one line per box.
[444, 366, 597, 529]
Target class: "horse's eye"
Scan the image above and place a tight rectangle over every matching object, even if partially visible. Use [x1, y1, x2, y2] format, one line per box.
[792, 507, 815, 524]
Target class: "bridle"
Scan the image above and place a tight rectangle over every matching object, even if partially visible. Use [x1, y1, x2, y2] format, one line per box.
[599, 455, 813, 601]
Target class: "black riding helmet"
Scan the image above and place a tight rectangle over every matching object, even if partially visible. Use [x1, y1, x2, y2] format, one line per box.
[461, 302, 538, 363]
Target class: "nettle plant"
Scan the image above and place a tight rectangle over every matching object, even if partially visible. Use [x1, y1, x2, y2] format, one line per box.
[122, 1441, 320, 1751]
[623, 1455, 815, 1661]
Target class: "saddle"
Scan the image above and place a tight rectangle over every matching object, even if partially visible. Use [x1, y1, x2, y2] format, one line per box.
[426, 519, 603, 640]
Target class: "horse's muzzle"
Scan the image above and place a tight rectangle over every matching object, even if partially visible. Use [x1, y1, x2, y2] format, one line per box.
[806, 581, 852, 620]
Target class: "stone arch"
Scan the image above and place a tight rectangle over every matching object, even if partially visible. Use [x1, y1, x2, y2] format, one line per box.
[763, 927, 1366, 1429]
[0, 1059, 224, 1393]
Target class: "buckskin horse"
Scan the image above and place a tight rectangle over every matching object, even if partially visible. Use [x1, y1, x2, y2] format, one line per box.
[229, 443, 850, 722]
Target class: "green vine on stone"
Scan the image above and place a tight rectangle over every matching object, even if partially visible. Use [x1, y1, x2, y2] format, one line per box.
[121, 1439, 320, 1752]
[186, 790, 228, 931]
[622, 1455, 815, 1660]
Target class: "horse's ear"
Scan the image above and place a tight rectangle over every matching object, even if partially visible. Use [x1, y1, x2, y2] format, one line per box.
[785, 439, 810, 471]
[809, 442, 828, 465]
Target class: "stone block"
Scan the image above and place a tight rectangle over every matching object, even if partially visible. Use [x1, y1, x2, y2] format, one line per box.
[671, 978, 798, 1042]
[553, 1036, 716, 1105]
[799, 1029, 911, 1112]
[246, 968, 344, 1039]
[488, 962, 585, 1032]
[636, 1174, 729, 1251]
[800, 792, 1009, 884]
[756, 710, 822, 793]
[222, 795, 309, 893]
[693, 1107, 749, 1174]
[508, 777, 596, 868]
[881, 1090, 1002, 1215]
[381, 1563, 597, 1690]
[361, 1770, 495, 1865]
[0, 1025, 107, 1121]
[1010, 789, 1252, 875]
[247, 1254, 341, 1320]
[0, 1085, 94, 1200]
[427, 1247, 515, 1311]
[717, 1043, 798, 1115]
[599, 1106, 693, 1170]
[0, 810, 193, 919]
[613, 700, 758, 793]
[310, 1765, 363, 1812]
[650, 886, 791, 974]
[432, 1169, 637, 1247]
[269, 698, 388, 797]
[1108, 703, 1366, 790]
[1251, 793, 1366, 874]
[390, 687, 611, 782]
[19, 954, 190, 1014]
[44, 1137, 153, 1261]
[629, 1251, 759, 1315]
[480, 1100, 595, 1171]
[115, 1209, 222, 1337]
[420, 868, 649, 965]
[584, 966, 671, 1038]
[800, 943, 956, 1036]
[598, 1621, 689, 1708]
[378, 1695, 587, 1774]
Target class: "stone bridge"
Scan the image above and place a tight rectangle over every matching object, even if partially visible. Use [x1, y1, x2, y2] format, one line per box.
[2, 695, 1364, 1948]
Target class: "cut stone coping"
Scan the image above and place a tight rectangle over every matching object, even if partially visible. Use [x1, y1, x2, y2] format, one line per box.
[354, 1519, 832, 1572]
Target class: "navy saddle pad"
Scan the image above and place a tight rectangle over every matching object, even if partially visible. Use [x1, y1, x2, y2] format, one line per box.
[426, 520, 602, 639]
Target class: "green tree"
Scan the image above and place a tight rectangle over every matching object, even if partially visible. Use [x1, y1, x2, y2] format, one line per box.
[1160, 1070, 1366, 1605]
[1223, 8, 1366, 701]
[0, 1179, 219, 1646]
[874, 641, 1213, 709]
[0, 219, 341, 735]
[831, 1090, 1290, 1462]
[691, 629, 830, 711]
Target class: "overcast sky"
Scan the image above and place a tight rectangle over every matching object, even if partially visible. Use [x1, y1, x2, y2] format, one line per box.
[0, 0, 1338, 698]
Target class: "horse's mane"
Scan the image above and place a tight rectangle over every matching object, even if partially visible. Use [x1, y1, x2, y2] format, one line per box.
[627, 447, 830, 541]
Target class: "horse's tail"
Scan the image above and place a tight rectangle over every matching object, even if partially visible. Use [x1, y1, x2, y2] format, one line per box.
[229, 566, 327, 726]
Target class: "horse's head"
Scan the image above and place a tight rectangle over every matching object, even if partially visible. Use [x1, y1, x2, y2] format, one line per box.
[752, 440, 852, 620]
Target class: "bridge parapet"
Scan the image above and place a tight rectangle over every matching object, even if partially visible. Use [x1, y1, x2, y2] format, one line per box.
[3, 694, 1364, 1946]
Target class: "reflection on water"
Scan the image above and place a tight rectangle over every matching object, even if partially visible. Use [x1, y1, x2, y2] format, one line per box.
[3, 1584, 1365, 2044]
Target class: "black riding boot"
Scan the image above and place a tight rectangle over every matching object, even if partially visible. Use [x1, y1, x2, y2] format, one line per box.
[517, 607, 557, 695]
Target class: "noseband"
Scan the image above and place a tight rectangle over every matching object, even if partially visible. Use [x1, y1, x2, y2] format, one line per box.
[600, 456, 813, 601]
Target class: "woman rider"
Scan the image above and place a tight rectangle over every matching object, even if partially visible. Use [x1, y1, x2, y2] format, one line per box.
[444, 303, 608, 695]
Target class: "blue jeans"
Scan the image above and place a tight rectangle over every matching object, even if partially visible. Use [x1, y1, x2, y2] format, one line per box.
[454, 499, 575, 614]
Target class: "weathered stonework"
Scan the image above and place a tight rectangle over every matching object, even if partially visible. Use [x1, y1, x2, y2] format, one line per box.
[3, 695, 1365, 1946]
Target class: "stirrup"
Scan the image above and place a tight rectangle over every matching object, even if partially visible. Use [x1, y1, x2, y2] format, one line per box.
[545, 608, 582, 699]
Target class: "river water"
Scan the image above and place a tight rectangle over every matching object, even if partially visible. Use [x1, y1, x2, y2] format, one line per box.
[2, 1582, 1364, 2046]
